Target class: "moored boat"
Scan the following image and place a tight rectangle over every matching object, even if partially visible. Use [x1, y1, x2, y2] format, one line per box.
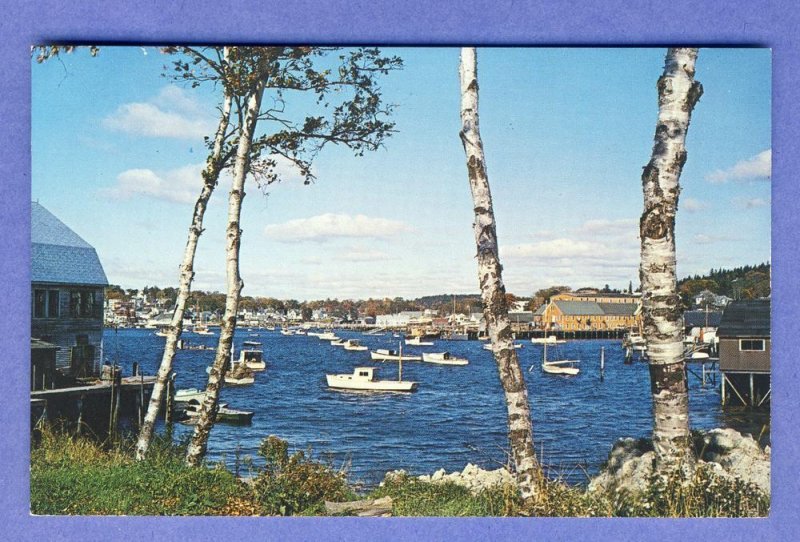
[343, 339, 368, 351]
[326, 367, 418, 392]
[181, 401, 254, 425]
[370, 348, 422, 361]
[405, 337, 434, 346]
[421, 352, 469, 366]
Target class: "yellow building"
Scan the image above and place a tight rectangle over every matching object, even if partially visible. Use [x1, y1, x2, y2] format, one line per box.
[534, 292, 641, 331]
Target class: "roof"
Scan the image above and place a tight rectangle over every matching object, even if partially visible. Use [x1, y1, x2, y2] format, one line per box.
[533, 304, 547, 316]
[597, 302, 638, 316]
[553, 300, 605, 316]
[684, 310, 723, 328]
[718, 299, 770, 338]
[31, 202, 108, 286]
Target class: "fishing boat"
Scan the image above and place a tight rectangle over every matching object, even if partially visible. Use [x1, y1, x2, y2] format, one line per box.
[331, 339, 346, 346]
[531, 335, 564, 345]
[370, 348, 422, 361]
[280, 328, 295, 336]
[540, 341, 580, 376]
[174, 388, 206, 402]
[421, 352, 469, 366]
[343, 339, 368, 351]
[239, 349, 266, 371]
[483, 343, 523, 351]
[154, 330, 169, 337]
[405, 336, 434, 346]
[205, 364, 255, 385]
[326, 367, 418, 392]
[242, 340, 262, 347]
[181, 401, 254, 425]
[318, 332, 340, 341]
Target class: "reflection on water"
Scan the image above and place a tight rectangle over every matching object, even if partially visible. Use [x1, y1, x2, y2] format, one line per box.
[106, 328, 769, 487]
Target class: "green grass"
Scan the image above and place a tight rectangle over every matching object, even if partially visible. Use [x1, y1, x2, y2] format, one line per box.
[31, 428, 769, 517]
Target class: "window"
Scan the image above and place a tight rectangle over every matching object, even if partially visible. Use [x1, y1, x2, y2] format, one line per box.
[34, 289, 46, 318]
[70, 290, 99, 318]
[47, 290, 60, 318]
[33, 289, 60, 319]
[740, 339, 765, 352]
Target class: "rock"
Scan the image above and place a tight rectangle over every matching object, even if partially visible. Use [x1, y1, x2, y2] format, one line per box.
[431, 468, 446, 481]
[412, 464, 516, 494]
[589, 428, 770, 497]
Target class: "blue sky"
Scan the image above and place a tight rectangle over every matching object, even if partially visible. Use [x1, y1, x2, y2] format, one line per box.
[31, 47, 771, 300]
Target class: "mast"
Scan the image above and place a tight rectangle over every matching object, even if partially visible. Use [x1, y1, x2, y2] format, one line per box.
[398, 341, 403, 382]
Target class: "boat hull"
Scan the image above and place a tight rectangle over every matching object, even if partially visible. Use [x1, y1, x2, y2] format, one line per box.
[326, 374, 418, 392]
[370, 351, 422, 361]
[421, 352, 469, 365]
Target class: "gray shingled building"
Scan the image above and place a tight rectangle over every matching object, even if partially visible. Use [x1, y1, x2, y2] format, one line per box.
[31, 202, 108, 379]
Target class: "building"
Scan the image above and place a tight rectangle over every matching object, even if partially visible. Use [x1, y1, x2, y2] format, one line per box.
[534, 292, 641, 331]
[31, 202, 108, 379]
[717, 299, 770, 407]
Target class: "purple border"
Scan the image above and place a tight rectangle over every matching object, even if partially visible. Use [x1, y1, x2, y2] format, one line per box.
[3, 1, 797, 540]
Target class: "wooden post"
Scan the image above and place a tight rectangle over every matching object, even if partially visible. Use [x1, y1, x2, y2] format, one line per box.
[721, 371, 727, 405]
[165, 373, 175, 425]
[108, 366, 116, 437]
[749, 373, 755, 407]
[76, 394, 85, 436]
[600, 347, 605, 382]
[701, 363, 706, 388]
[111, 369, 122, 439]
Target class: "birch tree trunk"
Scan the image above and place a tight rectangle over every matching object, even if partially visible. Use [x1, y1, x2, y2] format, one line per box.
[135, 56, 232, 460]
[458, 47, 540, 501]
[640, 48, 703, 468]
[185, 78, 266, 467]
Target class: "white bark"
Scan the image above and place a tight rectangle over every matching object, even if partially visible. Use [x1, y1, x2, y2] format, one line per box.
[459, 47, 540, 501]
[185, 76, 266, 466]
[135, 49, 232, 461]
[640, 48, 703, 467]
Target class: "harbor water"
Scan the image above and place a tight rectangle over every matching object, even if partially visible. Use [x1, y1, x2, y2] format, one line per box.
[106, 328, 764, 487]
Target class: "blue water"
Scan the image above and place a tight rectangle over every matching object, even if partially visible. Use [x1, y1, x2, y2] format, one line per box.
[106, 328, 734, 487]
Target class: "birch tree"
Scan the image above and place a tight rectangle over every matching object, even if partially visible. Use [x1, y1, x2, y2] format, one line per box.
[134, 48, 233, 461]
[640, 48, 703, 468]
[458, 47, 541, 501]
[182, 47, 402, 466]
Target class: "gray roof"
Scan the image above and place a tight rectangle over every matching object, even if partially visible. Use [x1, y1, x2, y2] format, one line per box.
[718, 300, 770, 338]
[31, 202, 108, 286]
[597, 302, 638, 316]
[533, 304, 547, 316]
[554, 300, 605, 316]
[684, 310, 723, 328]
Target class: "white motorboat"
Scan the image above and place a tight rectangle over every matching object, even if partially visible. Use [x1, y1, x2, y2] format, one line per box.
[343, 339, 368, 351]
[205, 364, 255, 386]
[406, 337, 434, 346]
[421, 352, 469, 366]
[181, 400, 254, 425]
[194, 325, 214, 336]
[326, 366, 418, 392]
[174, 388, 206, 403]
[331, 339, 346, 346]
[242, 340, 262, 347]
[239, 349, 266, 371]
[318, 332, 339, 341]
[539, 341, 580, 376]
[155, 330, 169, 337]
[280, 328, 295, 336]
[531, 335, 564, 345]
[370, 348, 422, 361]
[483, 343, 523, 351]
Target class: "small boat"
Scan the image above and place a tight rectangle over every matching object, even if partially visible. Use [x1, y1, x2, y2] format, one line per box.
[406, 337, 434, 346]
[422, 352, 469, 366]
[343, 339, 368, 351]
[318, 332, 339, 341]
[331, 339, 346, 346]
[370, 348, 422, 361]
[239, 349, 266, 371]
[539, 341, 580, 376]
[326, 366, 418, 392]
[280, 328, 295, 336]
[205, 365, 255, 386]
[174, 388, 206, 403]
[155, 330, 169, 337]
[483, 343, 523, 351]
[181, 400, 254, 425]
[531, 335, 564, 345]
[242, 340, 262, 347]
[194, 324, 214, 336]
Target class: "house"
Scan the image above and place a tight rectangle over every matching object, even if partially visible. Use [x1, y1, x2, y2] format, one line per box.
[534, 292, 641, 331]
[693, 289, 733, 310]
[31, 202, 108, 379]
[717, 299, 770, 407]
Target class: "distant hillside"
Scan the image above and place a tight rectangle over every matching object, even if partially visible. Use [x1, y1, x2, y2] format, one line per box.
[678, 263, 770, 303]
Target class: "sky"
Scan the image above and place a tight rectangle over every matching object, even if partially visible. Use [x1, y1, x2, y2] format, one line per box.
[31, 47, 771, 301]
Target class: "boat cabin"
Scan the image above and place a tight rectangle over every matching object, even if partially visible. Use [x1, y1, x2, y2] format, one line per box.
[353, 367, 375, 380]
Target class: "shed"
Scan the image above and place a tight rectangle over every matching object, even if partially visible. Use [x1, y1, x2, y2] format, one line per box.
[717, 299, 770, 408]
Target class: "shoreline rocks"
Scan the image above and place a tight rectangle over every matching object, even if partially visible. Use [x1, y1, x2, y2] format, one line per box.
[588, 428, 770, 496]
[384, 463, 515, 494]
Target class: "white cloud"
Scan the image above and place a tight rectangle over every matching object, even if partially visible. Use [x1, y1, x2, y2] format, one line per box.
[575, 218, 638, 236]
[706, 149, 771, 183]
[263, 213, 412, 243]
[682, 197, 709, 213]
[101, 86, 214, 139]
[732, 197, 770, 210]
[693, 233, 734, 245]
[101, 163, 209, 204]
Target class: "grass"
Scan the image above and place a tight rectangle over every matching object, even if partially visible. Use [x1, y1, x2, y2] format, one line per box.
[30, 427, 769, 517]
